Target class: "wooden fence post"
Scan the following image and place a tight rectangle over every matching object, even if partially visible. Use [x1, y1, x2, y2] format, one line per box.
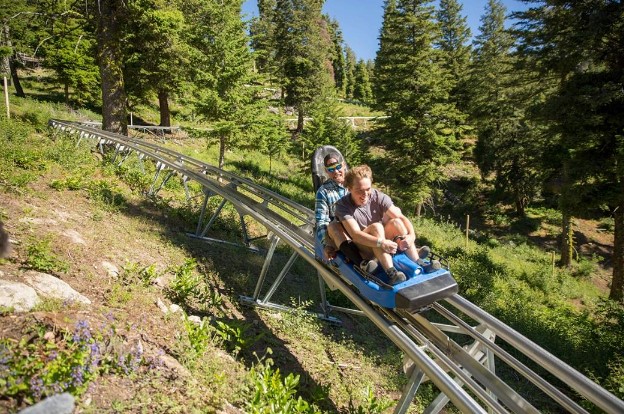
[465, 214, 470, 249]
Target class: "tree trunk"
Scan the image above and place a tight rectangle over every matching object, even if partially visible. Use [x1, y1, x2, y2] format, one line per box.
[219, 136, 226, 170]
[1, 23, 10, 85]
[610, 201, 624, 302]
[515, 196, 525, 217]
[560, 211, 573, 267]
[559, 160, 573, 267]
[97, 0, 127, 135]
[296, 109, 304, 134]
[9, 55, 24, 97]
[218, 136, 226, 183]
[415, 203, 422, 218]
[158, 89, 171, 128]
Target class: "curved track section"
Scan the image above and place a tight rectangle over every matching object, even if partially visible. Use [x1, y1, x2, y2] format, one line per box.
[49, 120, 624, 414]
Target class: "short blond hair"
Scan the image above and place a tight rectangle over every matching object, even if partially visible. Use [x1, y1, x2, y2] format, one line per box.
[345, 164, 373, 188]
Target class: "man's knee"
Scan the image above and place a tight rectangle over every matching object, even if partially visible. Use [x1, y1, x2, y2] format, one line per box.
[366, 222, 384, 237]
[385, 218, 407, 239]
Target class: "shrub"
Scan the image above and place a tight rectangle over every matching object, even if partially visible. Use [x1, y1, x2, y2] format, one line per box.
[246, 353, 320, 414]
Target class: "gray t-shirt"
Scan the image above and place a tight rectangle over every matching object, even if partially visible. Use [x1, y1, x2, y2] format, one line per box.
[335, 189, 393, 230]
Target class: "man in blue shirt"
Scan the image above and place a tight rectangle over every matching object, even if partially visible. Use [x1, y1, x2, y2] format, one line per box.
[315, 152, 377, 273]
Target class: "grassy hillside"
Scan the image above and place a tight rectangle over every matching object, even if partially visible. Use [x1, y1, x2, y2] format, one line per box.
[1, 94, 623, 413]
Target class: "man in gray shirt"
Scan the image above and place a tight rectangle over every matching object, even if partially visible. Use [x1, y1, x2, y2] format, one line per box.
[335, 165, 431, 285]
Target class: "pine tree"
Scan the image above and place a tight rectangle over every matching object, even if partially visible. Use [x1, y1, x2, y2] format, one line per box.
[373, 0, 461, 213]
[0, 0, 36, 97]
[183, 0, 258, 170]
[436, 0, 472, 112]
[515, 0, 624, 298]
[250, 0, 277, 78]
[353, 59, 372, 104]
[326, 16, 346, 96]
[38, 0, 99, 105]
[344, 46, 356, 99]
[300, 85, 363, 165]
[468, 0, 544, 217]
[124, 0, 192, 127]
[273, 0, 332, 134]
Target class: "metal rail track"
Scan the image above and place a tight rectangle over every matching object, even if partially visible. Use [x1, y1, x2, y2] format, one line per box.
[49, 119, 624, 413]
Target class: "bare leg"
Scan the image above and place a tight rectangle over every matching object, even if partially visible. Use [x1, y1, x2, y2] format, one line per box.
[356, 222, 395, 271]
[384, 218, 419, 263]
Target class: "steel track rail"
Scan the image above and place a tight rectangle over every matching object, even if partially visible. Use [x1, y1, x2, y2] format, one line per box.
[60, 120, 314, 228]
[49, 119, 624, 413]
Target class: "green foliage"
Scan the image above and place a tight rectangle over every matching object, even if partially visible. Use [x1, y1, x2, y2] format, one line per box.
[124, 0, 191, 112]
[468, 0, 545, 216]
[25, 237, 69, 274]
[246, 353, 320, 414]
[213, 319, 258, 357]
[40, 11, 100, 106]
[183, 315, 212, 358]
[299, 92, 363, 166]
[273, 0, 333, 126]
[347, 385, 393, 414]
[87, 179, 127, 211]
[278, 299, 320, 333]
[167, 259, 202, 303]
[119, 262, 161, 287]
[373, 0, 463, 208]
[0, 318, 146, 405]
[0, 119, 44, 189]
[182, 0, 260, 168]
[604, 356, 624, 399]
[352, 60, 373, 105]
[50, 175, 87, 191]
[113, 163, 151, 193]
[598, 217, 615, 233]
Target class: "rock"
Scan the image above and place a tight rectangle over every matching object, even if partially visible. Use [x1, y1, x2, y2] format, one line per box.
[217, 401, 245, 414]
[62, 229, 86, 245]
[18, 392, 75, 414]
[157, 353, 191, 378]
[169, 304, 182, 314]
[156, 297, 169, 313]
[18, 217, 58, 226]
[23, 271, 91, 305]
[152, 276, 168, 288]
[0, 279, 40, 312]
[188, 315, 202, 325]
[101, 261, 119, 278]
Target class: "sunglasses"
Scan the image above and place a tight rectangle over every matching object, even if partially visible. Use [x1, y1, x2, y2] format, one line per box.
[326, 163, 343, 173]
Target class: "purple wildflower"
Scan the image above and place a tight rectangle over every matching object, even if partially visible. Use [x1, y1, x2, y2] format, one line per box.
[30, 376, 44, 399]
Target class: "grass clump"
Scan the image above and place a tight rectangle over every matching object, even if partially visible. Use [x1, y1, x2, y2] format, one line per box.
[25, 236, 70, 274]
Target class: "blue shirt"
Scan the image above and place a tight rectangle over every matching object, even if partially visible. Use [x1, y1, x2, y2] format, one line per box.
[315, 179, 347, 247]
